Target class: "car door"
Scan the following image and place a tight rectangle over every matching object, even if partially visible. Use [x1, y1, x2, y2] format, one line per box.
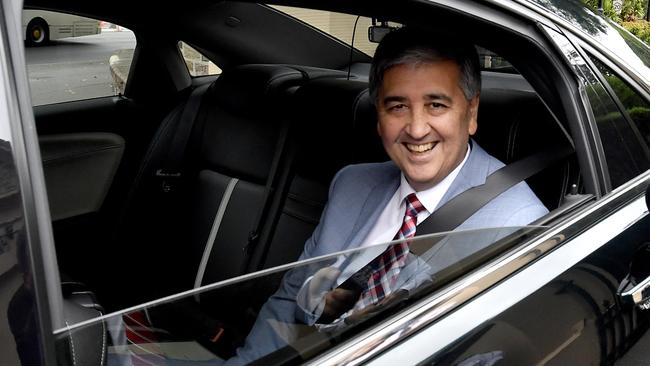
[317, 11, 650, 366]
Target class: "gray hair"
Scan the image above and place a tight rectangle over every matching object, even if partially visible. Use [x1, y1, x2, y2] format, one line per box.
[369, 27, 481, 103]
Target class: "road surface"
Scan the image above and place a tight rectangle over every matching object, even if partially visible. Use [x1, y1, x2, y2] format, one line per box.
[24, 30, 136, 106]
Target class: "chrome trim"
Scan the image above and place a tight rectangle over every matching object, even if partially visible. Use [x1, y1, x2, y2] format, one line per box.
[620, 275, 650, 309]
[309, 170, 650, 365]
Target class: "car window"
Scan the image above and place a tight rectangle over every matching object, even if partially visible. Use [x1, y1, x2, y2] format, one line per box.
[54, 226, 543, 366]
[23, 9, 136, 106]
[585, 54, 650, 187]
[178, 41, 222, 77]
[269, 5, 381, 57]
[269, 6, 515, 74]
[590, 56, 650, 147]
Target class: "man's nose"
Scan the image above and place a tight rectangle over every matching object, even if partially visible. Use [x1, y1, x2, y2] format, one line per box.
[406, 107, 431, 139]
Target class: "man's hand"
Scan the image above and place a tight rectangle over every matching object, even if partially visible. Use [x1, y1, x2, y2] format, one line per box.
[344, 289, 409, 326]
[318, 287, 359, 323]
[304, 267, 360, 324]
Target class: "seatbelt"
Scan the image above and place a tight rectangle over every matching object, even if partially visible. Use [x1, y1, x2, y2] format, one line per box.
[337, 143, 574, 293]
[156, 82, 212, 193]
[414, 143, 574, 239]
[240, 120, 293, 273]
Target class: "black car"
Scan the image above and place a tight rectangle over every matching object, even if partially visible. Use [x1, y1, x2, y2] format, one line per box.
[1, 0, 649, 365]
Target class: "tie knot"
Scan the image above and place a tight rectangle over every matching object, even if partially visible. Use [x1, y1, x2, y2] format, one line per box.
[405, 193, 425, 217]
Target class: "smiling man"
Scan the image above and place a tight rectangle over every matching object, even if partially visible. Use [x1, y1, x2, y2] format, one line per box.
[227, 27, 548, 364]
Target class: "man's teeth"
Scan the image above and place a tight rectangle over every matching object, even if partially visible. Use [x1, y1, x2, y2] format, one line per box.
[406, 143, 434, 152]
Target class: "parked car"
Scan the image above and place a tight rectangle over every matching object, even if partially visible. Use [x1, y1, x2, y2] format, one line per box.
[22, 9, 100, 46]
[1, 0, 649, 365]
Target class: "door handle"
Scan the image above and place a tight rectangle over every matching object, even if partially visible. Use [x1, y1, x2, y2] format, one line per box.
[619, 275, 650, 310]
[618, 241, 650, 310]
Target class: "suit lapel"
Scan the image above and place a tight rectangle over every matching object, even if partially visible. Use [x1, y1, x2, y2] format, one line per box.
[343, 166, 400, 250]
[436, 141, 491, 210]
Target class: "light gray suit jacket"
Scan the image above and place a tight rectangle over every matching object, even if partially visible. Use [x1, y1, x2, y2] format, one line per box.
[225, 142, 548, 365]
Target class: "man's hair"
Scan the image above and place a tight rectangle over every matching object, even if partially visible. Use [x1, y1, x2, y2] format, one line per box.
[369, 27, 481, 103]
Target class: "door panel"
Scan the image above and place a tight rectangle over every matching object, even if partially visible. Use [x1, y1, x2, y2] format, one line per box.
[34, 96, 163, 286]
[40, 132, 124, 221]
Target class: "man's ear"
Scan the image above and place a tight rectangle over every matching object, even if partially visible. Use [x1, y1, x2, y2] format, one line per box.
[467, 94, 479, 136]
[376, 119, 382, 137]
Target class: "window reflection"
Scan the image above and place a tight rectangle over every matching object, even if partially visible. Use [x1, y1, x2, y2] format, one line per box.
[54, 226, 544, 366]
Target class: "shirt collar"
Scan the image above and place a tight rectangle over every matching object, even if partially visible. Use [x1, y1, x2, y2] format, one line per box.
[398, 143, 471, 213]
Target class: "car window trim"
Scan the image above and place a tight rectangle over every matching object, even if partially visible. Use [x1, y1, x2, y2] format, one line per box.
[574, 40, 650, 166]
[540, 25, 613, 194]
[309, 169, 650, 366]
[504, 0, 650, 92]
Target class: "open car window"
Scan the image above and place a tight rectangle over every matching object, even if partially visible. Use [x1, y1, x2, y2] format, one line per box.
[55, 225, 545, 366]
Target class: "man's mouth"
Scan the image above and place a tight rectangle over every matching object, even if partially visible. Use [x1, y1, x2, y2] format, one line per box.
[405, 142, 436, 153]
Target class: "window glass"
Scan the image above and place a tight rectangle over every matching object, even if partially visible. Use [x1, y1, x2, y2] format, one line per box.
[476, 47, 517, 73]
[178, 42, 222, 76]
[587, 54, 650, 187]
[54, 226, 543, 365]
[270, 5, 382, 57]
[591, 57, 650, 147]
[270, 6, 514, 74]
[23, 9, 136, 106]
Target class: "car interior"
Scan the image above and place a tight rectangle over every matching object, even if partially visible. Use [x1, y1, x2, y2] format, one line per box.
[20, 0, 600, 363]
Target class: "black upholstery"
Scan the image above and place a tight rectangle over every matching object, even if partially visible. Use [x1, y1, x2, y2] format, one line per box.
[473, 72, 577, 209]
[111, 64, 354, 308]
[251, 78, 385, 271]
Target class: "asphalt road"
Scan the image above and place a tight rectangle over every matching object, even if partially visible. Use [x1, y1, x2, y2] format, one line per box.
[24, 30, 136, 106]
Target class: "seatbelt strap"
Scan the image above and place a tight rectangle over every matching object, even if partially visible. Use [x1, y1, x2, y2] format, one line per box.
[414, 143, 574, 238]
[157, 82, 212, 192]
[241, 120, 292, 272]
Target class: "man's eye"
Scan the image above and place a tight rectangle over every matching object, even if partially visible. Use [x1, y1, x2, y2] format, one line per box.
[388, 104, 407, 112]
[428, 102, 446, 109]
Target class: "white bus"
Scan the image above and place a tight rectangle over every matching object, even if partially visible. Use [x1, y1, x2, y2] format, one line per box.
[23, 9, 100, 46]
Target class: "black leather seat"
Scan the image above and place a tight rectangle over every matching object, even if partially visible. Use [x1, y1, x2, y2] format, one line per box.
[248, 77, 386, 272]
[474, 73, 578, 210]
[108, 64, 354, 309]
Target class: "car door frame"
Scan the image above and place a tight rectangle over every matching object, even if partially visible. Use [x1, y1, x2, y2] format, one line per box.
[0, 0, 64, 365]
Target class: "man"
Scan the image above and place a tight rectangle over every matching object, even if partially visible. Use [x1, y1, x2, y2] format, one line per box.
[225, 27, 547, 364]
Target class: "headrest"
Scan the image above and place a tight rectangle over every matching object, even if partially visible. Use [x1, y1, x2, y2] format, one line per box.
[198, 64, 349, 183]
[292, 78, 387, 182]
[210, 64, 308, 117]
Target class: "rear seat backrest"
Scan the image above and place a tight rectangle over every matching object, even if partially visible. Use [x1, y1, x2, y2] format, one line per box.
[250, 78, 386, 271]
[185, 65, 311, 288]
[474, 72, 577, 209]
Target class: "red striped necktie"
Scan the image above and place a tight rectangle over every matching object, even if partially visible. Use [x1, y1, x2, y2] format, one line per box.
[356, 193, 425, 308]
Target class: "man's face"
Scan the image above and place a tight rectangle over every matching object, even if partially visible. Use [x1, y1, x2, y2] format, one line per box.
[377, 60, 479, 191]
